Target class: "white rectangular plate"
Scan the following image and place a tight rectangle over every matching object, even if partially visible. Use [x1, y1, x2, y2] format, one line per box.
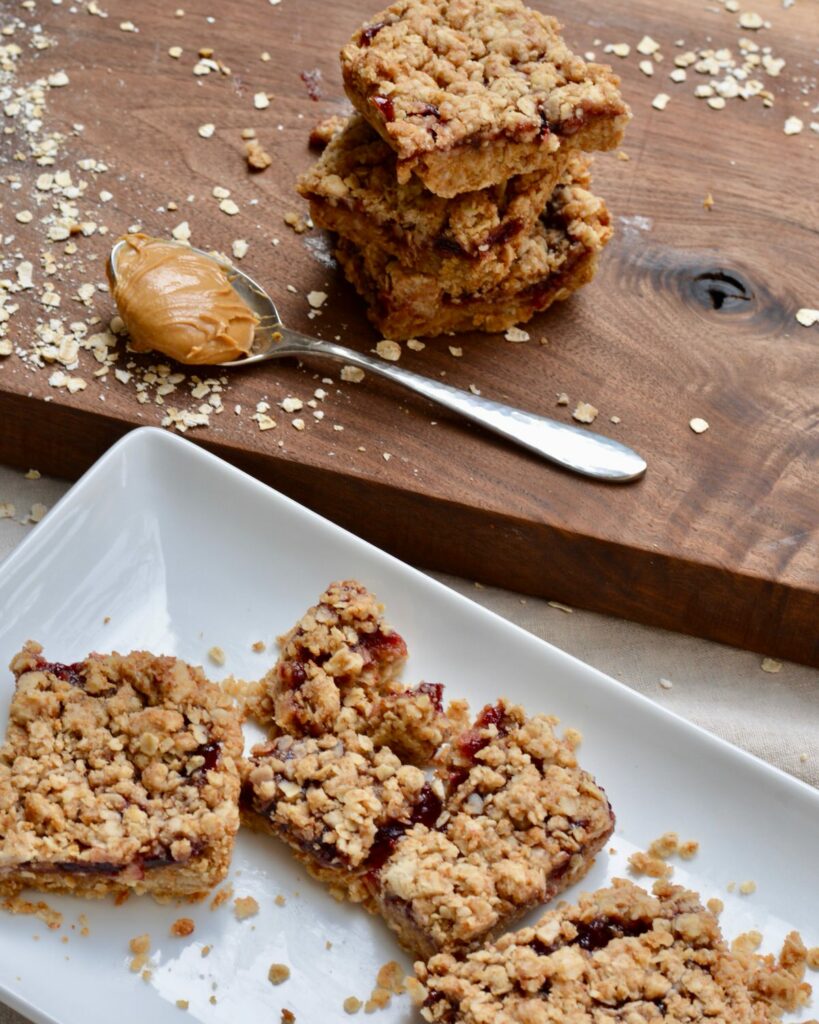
[0, 427, 816, 1024]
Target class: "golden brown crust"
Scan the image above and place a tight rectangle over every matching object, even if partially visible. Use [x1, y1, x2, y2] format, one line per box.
[0, 641, 243, 901]
[416, 879, 813, 1024]
[340, 0, 629, 195]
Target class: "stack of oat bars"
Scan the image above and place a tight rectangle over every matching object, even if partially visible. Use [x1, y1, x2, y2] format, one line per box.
[299, 0, 630, 340]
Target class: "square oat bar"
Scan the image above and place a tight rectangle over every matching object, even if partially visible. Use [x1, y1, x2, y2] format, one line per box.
[334, 155, 611, 339]
[416, 879, 814, 1024]
[340, 0, 629, 196]
[368, 701, 615, 957]
[0, 642, 243, 901]
[298, 113, 571, 292]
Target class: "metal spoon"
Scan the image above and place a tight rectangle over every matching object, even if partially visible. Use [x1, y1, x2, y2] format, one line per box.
[108, 240, 647, 483]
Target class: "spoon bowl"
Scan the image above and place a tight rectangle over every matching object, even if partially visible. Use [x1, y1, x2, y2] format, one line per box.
[108, 240, 648, 483]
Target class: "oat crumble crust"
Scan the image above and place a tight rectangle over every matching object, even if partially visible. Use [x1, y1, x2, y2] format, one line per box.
[340, 0, 629, 195]
[0, 642, 243, 900]
[333, 156, 611, 338]
[246, 581, 409, 736]
[370, 701, 614, 957]
[298, 113, 571, 285]
[240, 730, 436, 901]
[416, 879, 813, 1024]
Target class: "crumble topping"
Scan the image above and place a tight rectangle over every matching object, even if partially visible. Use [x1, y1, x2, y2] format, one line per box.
[170, 917, 195, 937]
[340, 0, 629, 180]
[417, 879, 813, 1024]
[0, 642, 242, 900]
[233, 894, 259, 919]
[268, 962, 291, 985]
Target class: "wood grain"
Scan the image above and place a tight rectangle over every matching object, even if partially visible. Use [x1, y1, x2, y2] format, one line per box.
[1, 0, 817, 665]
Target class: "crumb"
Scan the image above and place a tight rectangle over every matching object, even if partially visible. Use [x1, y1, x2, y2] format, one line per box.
[689, 417, 709, 434]
[376, 961, 405, 995]
[2, 895, 63, 930]
[283, 211, 308, 233]
[548, 600, 573, 613]
[795, 308, 819, 328]
[170, 918, 195, 938]
[268, 963, 291, 985]
[404, 977, 426, 1005]
[732, 930, 763, 953]
[375, 340, 401, 361]
[761, 657, 782, 673]
[703, 193, 715, 210]
[275, 894, 286, 907]
[783, 116, 803, 136]
[659, 678, 673, 690]
[176, 1000, 189, 1011]
[707, 897, 724, 915]
[563, 727, 582, 750]
[234, 896, 259, 921]
[652, 93, 671, 110]
[628, 850, 673, 878]
[340, 365, 365, 383]
[142, 969, 152, 982]
[727, 881, 736, 893]
[648, 832, 679, 859]
[252, 641, 266, 652]
[309, 114, 347, 149]
[343, 997, 362, 1014]
[281, 1011, 295, 1024]
[24, 469, 41, 480]
[806, 947, 819, 970]
[572, 402, 598, 424]
[504, 326, 530, 343]
[364, 988, 391, 1012]
[679, 839, 699, 859]
[201, 945, 212, 957]
[739, 880, 757, 895]
[556, 392, 569, 406]
[129, 933, 151, 972]
[245, 138, 272, 171]
[209, 995, 217, 1005]
[254, 91, 271, 110]
[210, 885, 234, 910]
[617, 150, 630, 161]
[325, 940, 332, 950]
[208, 646, 226, 666]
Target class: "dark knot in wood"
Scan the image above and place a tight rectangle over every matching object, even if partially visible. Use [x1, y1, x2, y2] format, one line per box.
[689, 270, 753, 312]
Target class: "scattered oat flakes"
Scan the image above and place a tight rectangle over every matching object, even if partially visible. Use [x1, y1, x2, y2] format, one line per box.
[406, 339, 425, 351]
[172, 221, 191, 242]
[234, 896, 259, 921]
[572, 402, 598, 424]
[119, 20, 138, 32]
[707, 96, 727, 110]
[689, 417, 709, 434]
[610, 415, 621, 425]
[738, 11, 764, 30]
[292, 418, 306, 431]
[556, 392, 569, 406]
[245, 138, 272, 170]
[703, 193, 715, 210]
[652, 93, 671, 110]
[170, 918, 195, 938]
[448, 345, 463, 357]
[254, 92, 270, 110]
[15, 210, 33, 224]
[268, 963, 291, 985]
[0, 503, 15, 519]
[198, 123, 215, 139]
[761, 657, 782, 673]
[639, 60, 655, 76]
[504, 326, 530, 343]
[219, 198, 240, 216]
[604, 43, 631, 58]
[659, 677, 674, 690]
[739, 880, 757, 895]
[208, 646, 226, 666]
[232, 239, 249, 260]
[617, 150, 630, 161]
[548, 601, 573, 613]
[281, 397, 303, 413]
[283, 211, 308, 233]
[168, 46, 183, 58]
[340, 365, 364, 383]
[795, 308, 819, 327]
[669, 68, 687, 83]
[343, 997, 362, 1014]
[27, 503, 48, 524]
[784, 116, 803, 136]
[307, 291, 327, 310]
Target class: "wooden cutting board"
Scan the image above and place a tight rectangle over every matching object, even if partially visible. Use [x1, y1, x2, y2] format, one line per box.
[1, 0, 817, 666]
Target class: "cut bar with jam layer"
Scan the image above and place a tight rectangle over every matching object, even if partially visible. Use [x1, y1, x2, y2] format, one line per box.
[298, 113, 571, 292]
[416, 879, 814, 1024]
[368, 700, 615, 957]
[240, 731, 445, 902]
[247, 581, 467, 764]
[340, 0, 629, 196]
[334, 155, 611, 339]
[0, 642, 243, 901]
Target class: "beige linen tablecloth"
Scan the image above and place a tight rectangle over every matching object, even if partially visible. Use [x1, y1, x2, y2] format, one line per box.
[0, 464, 816, 1024]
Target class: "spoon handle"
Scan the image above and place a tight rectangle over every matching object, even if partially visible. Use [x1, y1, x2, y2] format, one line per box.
[275, 329, 646, 483]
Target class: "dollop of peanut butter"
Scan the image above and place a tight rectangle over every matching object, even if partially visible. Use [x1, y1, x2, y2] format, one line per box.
[108, 233, 258, 364]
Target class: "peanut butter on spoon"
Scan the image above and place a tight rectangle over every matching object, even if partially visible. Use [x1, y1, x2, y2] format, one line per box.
[107, 233, 258, 365]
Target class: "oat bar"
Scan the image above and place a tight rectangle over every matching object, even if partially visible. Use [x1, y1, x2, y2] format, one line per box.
[368, 701, 615, 957]
[340, 0, 629, 196]
[248, 581, 408, 736]
[334, 157, 611, 338]
[298, 113, 570, 291]
[417, 878, 813, 1024]
[0, 642, 242, 901]
[240, 731, 443, 902]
